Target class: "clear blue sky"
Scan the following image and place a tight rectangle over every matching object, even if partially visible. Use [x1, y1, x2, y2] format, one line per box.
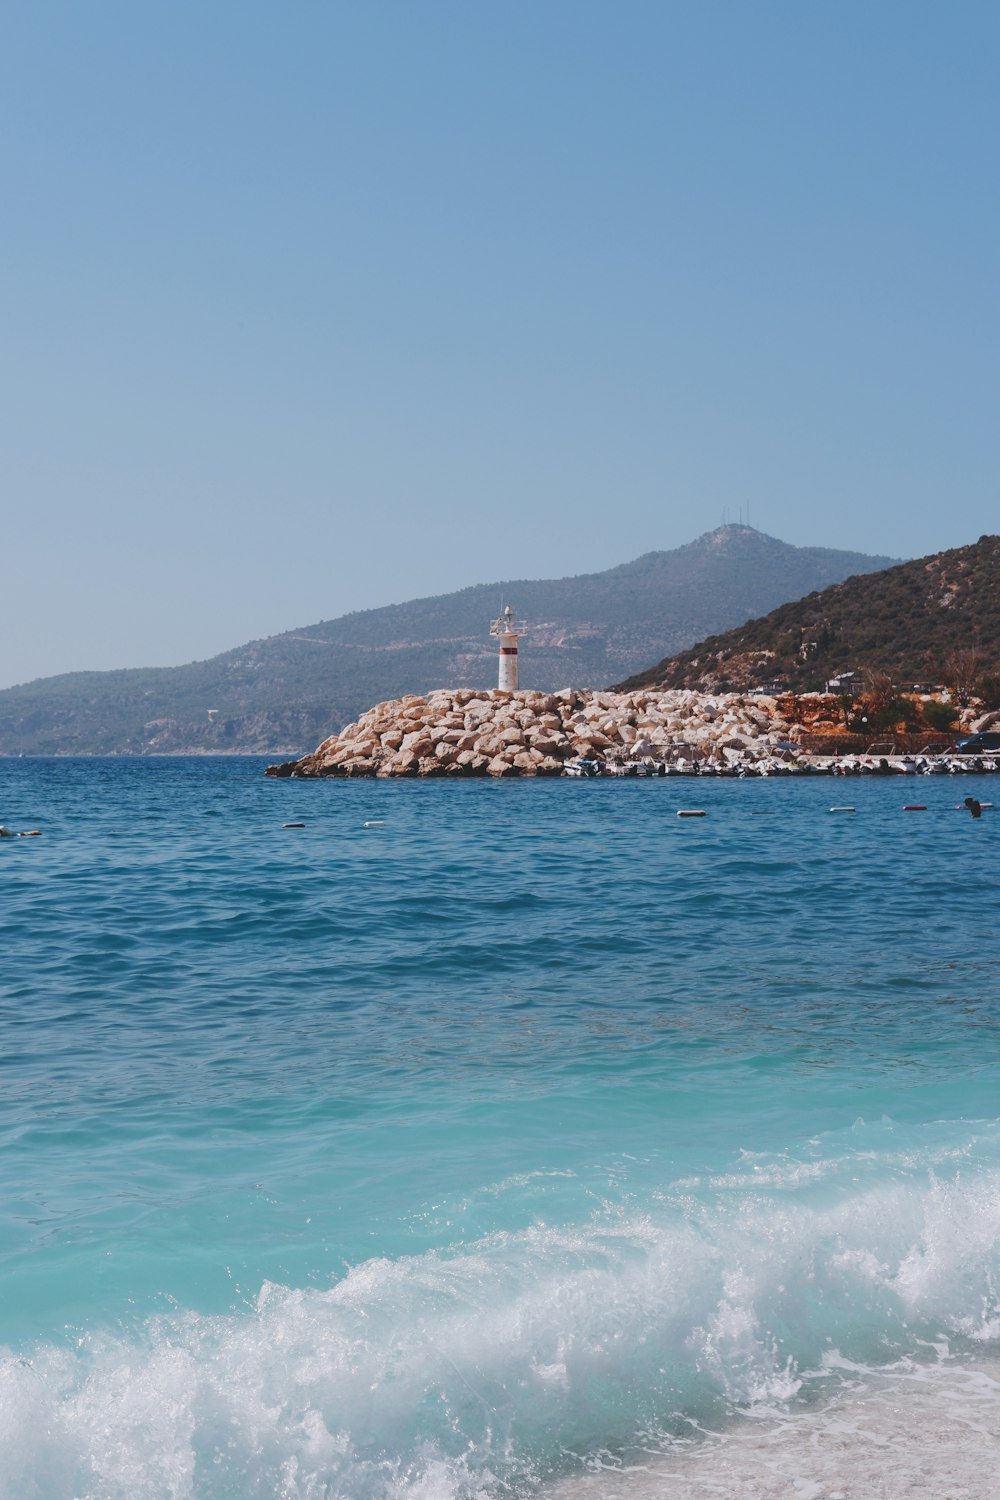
[2, 1, 997, 687]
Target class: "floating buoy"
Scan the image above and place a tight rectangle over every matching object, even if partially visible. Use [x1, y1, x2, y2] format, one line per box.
[677, 810, 706, 817]
[903, 805, 927, 811]
[363, 820, 386, 827]
[829, 806, 856, 813]
[283, 822, 306, 829]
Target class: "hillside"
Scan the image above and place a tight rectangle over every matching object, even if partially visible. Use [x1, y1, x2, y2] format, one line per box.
[0, 527, 896, 755]
[615, 534, 1000, 699]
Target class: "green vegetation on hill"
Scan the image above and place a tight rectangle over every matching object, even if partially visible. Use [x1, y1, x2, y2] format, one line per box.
[0, 526, 897, 754]
[615, 534, 1000, 702]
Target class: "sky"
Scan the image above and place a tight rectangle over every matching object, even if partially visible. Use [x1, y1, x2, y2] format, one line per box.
[2, 1, 997, 688]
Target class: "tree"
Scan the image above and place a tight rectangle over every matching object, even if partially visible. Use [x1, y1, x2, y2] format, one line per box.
[922, 699, 959, 731]
[942, 647, 985, 707]
[836, 693, 857, 728]
[859, 670, 906, 729]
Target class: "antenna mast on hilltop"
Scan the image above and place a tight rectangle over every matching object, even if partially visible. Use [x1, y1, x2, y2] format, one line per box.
[490, 604, 527, 692]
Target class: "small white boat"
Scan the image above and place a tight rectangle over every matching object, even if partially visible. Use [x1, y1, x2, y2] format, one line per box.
[564, 757, 602, 778]
[620, 760, 655, 776]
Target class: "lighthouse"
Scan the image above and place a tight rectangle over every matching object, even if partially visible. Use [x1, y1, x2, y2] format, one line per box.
[490, 604, 527, 692]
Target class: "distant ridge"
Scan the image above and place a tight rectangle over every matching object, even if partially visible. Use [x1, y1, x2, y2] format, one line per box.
[0, 526, 897, 754]
[615, 534, 1000, 697]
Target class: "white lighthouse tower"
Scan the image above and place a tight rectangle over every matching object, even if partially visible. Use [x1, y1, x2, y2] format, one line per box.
[490, 604, 527, 692]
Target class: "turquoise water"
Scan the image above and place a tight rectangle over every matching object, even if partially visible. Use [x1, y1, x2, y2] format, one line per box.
[2, 758, 999, 1498]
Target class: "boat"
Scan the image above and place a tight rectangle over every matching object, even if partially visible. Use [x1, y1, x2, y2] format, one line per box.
[564, 757, 603, 778]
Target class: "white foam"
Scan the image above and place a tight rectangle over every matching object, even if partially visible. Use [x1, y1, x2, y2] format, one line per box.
[3, 1158, 1000, 1498]
[548, 1354, 1000, 1500]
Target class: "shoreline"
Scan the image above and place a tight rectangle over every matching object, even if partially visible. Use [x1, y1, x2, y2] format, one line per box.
[548, 1351, 1000, 1500]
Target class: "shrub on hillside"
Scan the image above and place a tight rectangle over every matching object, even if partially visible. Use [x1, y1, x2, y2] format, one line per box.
[922, 699, 959, 730]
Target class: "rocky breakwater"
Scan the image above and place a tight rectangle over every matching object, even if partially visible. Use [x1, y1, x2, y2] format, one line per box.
[265, 688, 797, 778]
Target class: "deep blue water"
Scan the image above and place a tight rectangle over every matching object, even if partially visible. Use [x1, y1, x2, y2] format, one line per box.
[2, 758, 999, 1499]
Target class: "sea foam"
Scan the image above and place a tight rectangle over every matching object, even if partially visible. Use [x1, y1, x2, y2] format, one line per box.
[3, 1153, 1000, 1500]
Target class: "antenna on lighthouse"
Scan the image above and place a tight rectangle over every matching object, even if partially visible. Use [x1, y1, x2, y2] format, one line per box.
[489, 603, 527, 692]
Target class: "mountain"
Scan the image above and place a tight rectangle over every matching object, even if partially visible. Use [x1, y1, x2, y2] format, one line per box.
[614, 534, 1000, 698]
[0, 527, 898, 755]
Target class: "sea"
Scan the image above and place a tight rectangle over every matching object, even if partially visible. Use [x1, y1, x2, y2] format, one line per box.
[2, 755, 999, 1500]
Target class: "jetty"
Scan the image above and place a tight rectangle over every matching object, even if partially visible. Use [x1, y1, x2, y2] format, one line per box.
[264, 687, 997, 779]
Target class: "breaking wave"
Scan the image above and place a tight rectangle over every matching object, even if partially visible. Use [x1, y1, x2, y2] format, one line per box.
[4, 1143, 1000, 1500]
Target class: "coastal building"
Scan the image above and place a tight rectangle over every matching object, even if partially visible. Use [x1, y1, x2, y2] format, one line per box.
[825, 671, 863, 695]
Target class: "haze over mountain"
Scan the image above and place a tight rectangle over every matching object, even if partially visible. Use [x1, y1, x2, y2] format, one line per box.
[0, 527, 897, 755]
[616, 534, 1000, 698]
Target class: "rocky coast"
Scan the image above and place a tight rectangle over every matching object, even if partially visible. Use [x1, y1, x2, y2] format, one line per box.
[265, 688, 807, 778]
